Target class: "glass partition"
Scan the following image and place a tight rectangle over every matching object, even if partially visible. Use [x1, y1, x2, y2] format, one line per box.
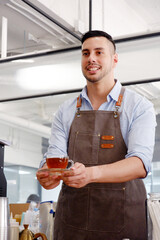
[1, 0, 160, 59]
[0, 0, 82, 58]
[4, 164, 40, 203]
[92, 0, 160, 38]
[127, 83, 160, 195]
[32, 0, 89, 33]
[0, 35, 160, 101]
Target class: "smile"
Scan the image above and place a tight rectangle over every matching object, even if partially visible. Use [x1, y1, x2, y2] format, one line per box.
[86, 65, 100, 71]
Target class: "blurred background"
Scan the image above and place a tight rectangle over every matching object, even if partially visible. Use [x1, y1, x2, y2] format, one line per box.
[0, 0, 160, 203]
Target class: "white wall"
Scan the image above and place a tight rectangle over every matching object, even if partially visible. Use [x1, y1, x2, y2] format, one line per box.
[41, 181, 62, 202]
[1, 123, 43, 168]
[115, 36, 160, 82]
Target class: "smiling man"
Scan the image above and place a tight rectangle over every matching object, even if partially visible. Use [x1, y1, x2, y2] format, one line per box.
[81, 34, 117, 85]
[37, 30, 156, 240]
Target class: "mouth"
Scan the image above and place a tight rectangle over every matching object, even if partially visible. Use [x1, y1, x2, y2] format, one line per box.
[86, 65, 101, 73]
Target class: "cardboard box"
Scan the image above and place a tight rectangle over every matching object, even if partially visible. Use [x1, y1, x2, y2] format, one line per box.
[9, 203, 30, 217]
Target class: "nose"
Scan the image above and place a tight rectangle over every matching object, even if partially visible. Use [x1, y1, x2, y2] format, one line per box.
[88, 53, 96, 63]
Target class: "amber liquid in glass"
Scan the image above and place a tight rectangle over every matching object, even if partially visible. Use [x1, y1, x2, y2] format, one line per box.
[46, 157, 68, 169]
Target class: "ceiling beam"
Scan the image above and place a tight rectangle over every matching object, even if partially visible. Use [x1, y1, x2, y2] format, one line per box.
[21, 0, 82, 41]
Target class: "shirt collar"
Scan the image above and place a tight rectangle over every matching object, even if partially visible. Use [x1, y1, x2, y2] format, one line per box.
[81, 86, 89, 101]
[108, 79, 122, 102]
[80, 79, 122, 102]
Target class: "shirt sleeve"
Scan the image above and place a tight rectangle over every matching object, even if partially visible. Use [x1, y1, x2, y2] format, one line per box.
[125, 96, 157, 174]
[39, 104, 69, 168]
[39, 98, 76, 168]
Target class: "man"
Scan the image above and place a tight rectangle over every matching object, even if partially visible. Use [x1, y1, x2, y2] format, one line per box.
[37, 30, 156, 240]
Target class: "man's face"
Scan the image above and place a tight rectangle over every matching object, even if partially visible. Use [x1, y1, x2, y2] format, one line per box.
[81, 36, 118, 83]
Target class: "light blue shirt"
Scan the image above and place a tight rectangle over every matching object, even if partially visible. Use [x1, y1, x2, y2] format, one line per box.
[40, 80, 156, 174]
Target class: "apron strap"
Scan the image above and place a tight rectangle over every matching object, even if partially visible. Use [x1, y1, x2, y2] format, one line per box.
[76, 87, 125, 118]
[116, 87, 125, 107]
[114, 87, 125, 118]
[76, 96, 82, 108]
[76, 96, 82, 117]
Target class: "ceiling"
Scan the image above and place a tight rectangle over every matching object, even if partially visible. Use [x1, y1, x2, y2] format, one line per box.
[0, 0, 82, 56]
[1, 0, 160, 57]
[0, 0, 160, 139]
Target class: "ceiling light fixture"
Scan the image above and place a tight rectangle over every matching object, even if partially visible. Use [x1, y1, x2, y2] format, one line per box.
[16, 62, 85, 91]
[11, 59, 34, 63]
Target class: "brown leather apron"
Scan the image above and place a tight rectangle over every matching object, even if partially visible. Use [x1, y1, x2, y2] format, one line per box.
[54, 88, 147, 240]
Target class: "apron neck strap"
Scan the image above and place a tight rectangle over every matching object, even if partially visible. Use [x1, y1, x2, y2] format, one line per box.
[76, 87, 125, 116]
[116, 87, 125, 107]
[114, 87, 125, 118]
[76, 96, 82, 117]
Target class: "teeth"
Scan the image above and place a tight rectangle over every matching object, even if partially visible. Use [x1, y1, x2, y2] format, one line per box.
[89, 68, 99, 71]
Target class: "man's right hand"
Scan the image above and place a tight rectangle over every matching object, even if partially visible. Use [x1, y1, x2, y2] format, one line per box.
[36, 163, 61, 190]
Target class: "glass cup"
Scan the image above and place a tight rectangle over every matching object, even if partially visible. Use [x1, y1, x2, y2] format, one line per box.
[46, 155, 74, 170]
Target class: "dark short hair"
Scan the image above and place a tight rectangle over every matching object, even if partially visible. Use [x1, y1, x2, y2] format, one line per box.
[81, 30, 116, 51]
[26, 194, 40, 203]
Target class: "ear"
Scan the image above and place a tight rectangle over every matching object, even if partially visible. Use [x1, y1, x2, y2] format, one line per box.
[114, 53, 118, 63]
[113, 53, 118, 68]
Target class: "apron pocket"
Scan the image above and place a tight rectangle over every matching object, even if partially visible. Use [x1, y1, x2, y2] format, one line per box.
[73, 132, 100, 165]
[88, 186, 125, 233]
[61, 185, 89, 230]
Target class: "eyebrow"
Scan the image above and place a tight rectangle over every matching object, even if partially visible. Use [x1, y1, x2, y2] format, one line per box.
[82, 47, 105, 52]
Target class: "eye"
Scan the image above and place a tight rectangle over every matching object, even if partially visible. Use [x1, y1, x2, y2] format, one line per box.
[97, 51, 102, 55]
[82, 52, 89, 56]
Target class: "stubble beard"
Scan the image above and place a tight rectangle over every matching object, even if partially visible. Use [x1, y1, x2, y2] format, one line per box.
[83, 70, 108, 84]
[85, 76, 102, 83]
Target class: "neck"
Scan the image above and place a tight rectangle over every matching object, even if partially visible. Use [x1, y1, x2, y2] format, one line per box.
[87, 78, 115, 110]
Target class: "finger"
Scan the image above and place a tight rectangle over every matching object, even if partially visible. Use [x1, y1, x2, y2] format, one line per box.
[62, 169, 74, 177]
[36, 171, 49, 181]
[71, 162, 83, 170]
[62, 174, 85, 186]
[41, 182, 60, 190]
[63, 162, 84, 177]
[40, 174, 61, 182]
[41, 178, 61, 189]
[36, 173, 49, 182]
[64, 181, 85, 188]
[62, 167, 85, 183]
